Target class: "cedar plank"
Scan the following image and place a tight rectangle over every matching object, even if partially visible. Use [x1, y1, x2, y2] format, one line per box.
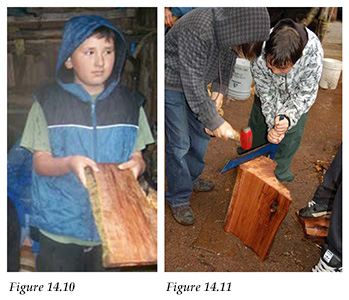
[86, 164, 157, 268]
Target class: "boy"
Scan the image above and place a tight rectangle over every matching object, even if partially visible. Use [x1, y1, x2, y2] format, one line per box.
[20, 15, 154, 271]
[239, 18, 323, 181]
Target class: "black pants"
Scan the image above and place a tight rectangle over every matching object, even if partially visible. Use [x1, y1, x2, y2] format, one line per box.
[313, 144, 342, 258]
[36, 232, 104, 272]
[7, 199, 21, 272]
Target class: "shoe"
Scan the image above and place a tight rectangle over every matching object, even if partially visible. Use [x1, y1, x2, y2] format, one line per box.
[299, 200, 331, 218]
[275, 169, 294, 182]
[193, 178, 214, 192]
[170, 205, 195, 226]
[312, 246, 342, 272]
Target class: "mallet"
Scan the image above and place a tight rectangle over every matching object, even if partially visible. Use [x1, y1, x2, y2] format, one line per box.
[226, 126, 253, 150]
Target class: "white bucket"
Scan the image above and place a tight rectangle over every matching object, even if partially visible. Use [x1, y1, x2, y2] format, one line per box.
[319, 58, 342, 90]
[228, 58, 252, 100]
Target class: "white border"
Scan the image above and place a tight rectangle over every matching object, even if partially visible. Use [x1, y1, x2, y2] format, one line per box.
[2, 1, 348, 299]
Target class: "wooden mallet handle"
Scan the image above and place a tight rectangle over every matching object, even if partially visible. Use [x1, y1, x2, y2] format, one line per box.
[226, 129, 241, 141]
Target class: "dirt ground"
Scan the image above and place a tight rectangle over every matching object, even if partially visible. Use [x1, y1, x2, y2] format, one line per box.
[165, 23, 342, 272]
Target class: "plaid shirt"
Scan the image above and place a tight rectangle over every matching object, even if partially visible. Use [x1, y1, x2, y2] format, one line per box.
[165, 7, 270, 130]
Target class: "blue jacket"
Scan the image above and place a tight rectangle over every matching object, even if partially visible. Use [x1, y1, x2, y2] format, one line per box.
[31, 15, 141, 242]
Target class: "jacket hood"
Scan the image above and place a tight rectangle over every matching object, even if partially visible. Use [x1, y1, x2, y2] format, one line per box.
[273, 18, 308, 49]
[55, 15, 126, 101]
[213, 7, 270, 50]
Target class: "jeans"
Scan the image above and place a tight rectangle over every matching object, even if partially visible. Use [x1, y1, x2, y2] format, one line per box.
[165, 90, 210, 207]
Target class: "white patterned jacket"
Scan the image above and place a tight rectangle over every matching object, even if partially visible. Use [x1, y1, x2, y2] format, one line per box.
[251, 27, 324, 131]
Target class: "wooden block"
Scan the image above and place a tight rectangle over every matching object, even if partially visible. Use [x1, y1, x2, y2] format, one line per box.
[85, 164, 157, 268]
[295, 211, 330, 242]
[224, 156, 292, 260]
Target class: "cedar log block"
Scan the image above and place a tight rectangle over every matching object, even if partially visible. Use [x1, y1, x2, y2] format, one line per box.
[85, 164, 157, 268]
[224, 156, 292, 260]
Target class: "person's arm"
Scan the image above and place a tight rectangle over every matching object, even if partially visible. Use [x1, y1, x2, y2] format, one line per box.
[177, 29, 225, 131]
[211, 49, 236, 96]
[20, 101, 99, 188]
[276, 47, 323, 130]
[33, 151, 99, 188]
[210, 91, 224, 112]
[205, 120, 236, 140]
[205, 91, 236, 140]
[118, 107, 153, 178]
[251, 56, 277, 131]
[165, 7, 174, 28]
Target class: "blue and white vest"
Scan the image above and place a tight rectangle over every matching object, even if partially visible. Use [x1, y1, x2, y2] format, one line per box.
[31, 83, 140, 242]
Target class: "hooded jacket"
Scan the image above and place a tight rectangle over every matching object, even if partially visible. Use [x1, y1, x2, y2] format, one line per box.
[30, 15, 141, 242]
[251, 19, 324, 131]
[165, 7, 270, 130]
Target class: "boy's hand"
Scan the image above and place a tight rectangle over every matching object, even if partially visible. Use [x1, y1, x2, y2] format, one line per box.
[205, 120, 235, 140]
[267, 128, 285, 144]
[274, 115, 289, 135]
[33, 151, 98, 188]
[118, 152, 146, 179]
[67, 156, 99, 188]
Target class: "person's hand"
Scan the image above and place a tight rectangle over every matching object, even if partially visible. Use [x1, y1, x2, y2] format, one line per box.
[118, 152, 146, 179]
[210, 91, 224, 112]
[205, 120, 235, 140]
[165, 7, 174, 27]
[67, 156, 99, 188]
[274, 115, 289, 135]
[267, 128, 285, 144]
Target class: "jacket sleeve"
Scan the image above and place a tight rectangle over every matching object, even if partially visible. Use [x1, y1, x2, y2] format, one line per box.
[211, 49, 236, 96]
[178, 29, 224, 130]
[252, 40, 324, 131]
[251, 56, 277, 130]
[276, 44, 324, 130]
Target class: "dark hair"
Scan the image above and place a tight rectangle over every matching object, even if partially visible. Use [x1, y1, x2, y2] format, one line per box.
[89, 26, 116, 42]
[231, 41, 264, 62]
[265, 26, 303, 68]
[241, 42, 264, 61]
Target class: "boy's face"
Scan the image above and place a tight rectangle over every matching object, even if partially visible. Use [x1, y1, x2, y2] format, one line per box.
[65, 35, 115, 95]
[266, 56, 293, 75]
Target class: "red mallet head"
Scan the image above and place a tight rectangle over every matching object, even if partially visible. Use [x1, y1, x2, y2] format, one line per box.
[240, 127, 253, 150]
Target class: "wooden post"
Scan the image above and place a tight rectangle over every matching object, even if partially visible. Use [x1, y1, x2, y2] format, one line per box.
[224, 156, 292, 260]
[85, 163, 157, 268]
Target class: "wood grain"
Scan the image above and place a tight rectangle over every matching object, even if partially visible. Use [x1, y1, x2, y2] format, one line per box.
[85, 164, 157, 268]
[296, 211, 330, 242]
[224, 156, 292, 260]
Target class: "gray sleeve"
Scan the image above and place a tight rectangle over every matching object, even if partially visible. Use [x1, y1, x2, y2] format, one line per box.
[178, 29, 224, 130]
[211, 49, 236, 95]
